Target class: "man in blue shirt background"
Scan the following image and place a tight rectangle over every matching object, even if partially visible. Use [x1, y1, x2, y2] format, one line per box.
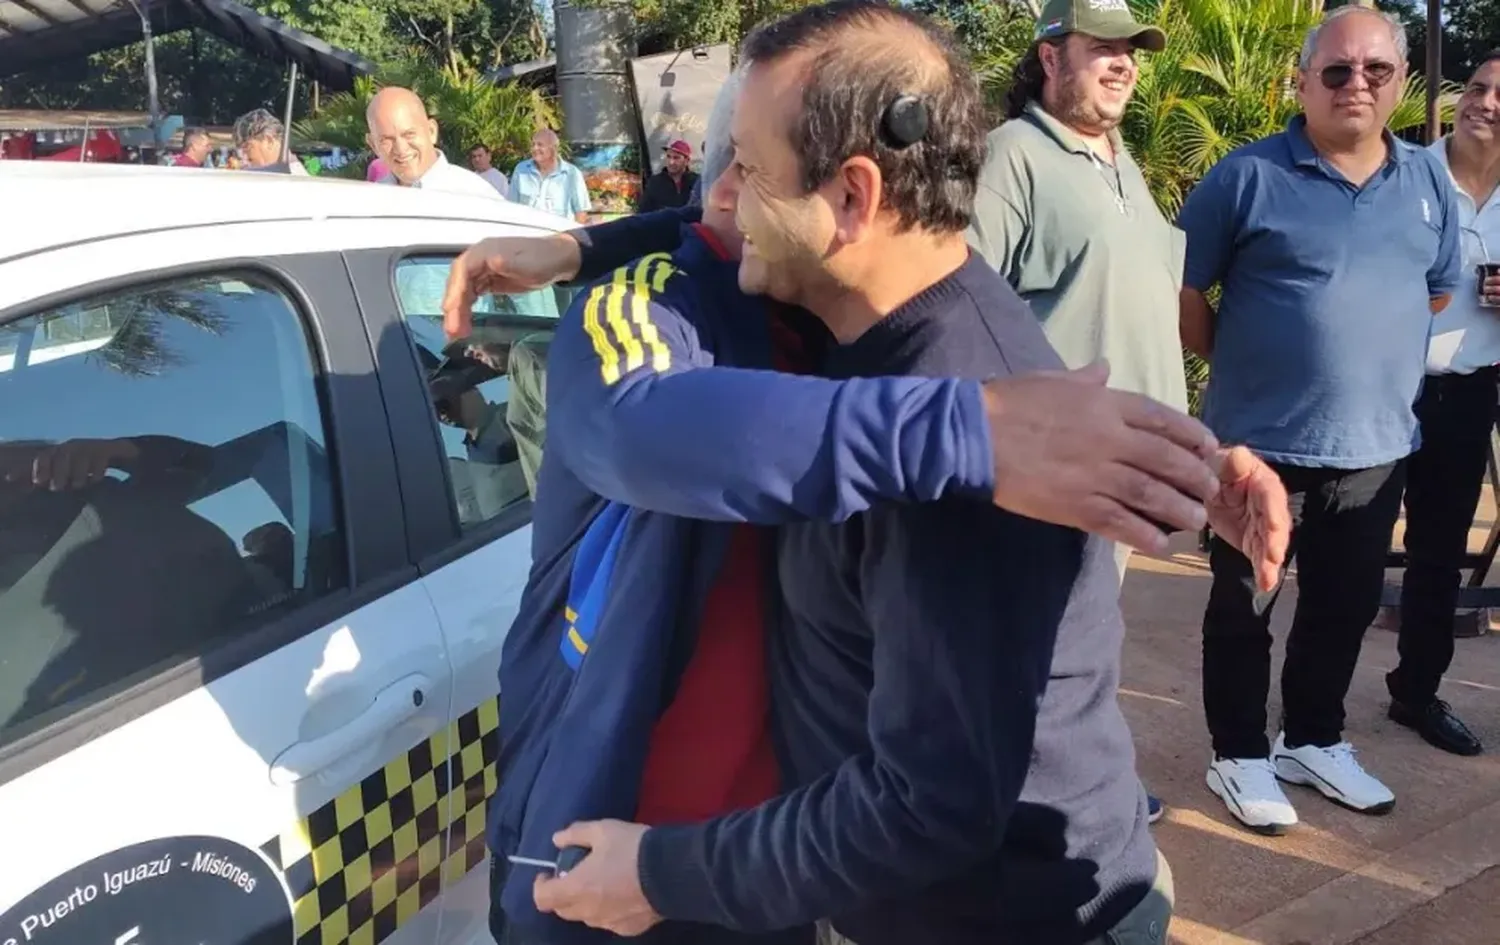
[1178, 4, 1461, 836]
[510, 128, 593, 223]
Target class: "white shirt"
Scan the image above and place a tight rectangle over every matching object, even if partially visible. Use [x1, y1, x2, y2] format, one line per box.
[477, 167, 509, 198]
[379, 153, 502, 199]
[1427, 137, 1500, 375]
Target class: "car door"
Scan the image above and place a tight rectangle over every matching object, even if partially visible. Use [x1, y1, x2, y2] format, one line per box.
[344, 235, 575, 945]
[0, 245, 456, 945]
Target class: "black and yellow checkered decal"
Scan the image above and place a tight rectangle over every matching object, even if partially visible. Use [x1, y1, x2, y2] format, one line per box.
[259, 696, 500, 945]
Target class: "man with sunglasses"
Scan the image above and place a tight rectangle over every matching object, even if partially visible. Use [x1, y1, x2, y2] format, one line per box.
[1177, 4, 1462, 835]
[1390, 49, 1500, 759]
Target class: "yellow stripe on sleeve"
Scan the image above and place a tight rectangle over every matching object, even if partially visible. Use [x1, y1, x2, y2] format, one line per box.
[631, 255, 674, 373]
[581, 257, 683, 385]
[580, 283, 621, 384]
[604, 268, 646, 373]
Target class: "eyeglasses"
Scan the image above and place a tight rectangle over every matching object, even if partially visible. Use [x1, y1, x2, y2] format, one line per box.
[1319, 61, 1398, 91]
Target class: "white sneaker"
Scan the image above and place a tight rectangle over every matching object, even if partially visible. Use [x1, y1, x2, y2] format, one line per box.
[1206, 756, 1299, 835]
[1272, 733, 1395, 815]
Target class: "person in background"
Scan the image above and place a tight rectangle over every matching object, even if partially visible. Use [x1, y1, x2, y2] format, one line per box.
[173, 127, 211, 167]
[1178, 5, 1461, 835]
[640, 140, 701, 212]
[366, 87, 499, 198]
[509, 128, 593, 223]
[469, 143, 512, 197]
[366, 87, 504, 319]
[688, 141, 708, 206]
[1390, 49, 1500, 759]
[233, 108, 308, 175]
[367, 156, 389, 182]
[968, 0, 1185, 826]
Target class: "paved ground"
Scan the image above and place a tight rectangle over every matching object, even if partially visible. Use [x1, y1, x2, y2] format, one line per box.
[1119, 494, 1500, 945]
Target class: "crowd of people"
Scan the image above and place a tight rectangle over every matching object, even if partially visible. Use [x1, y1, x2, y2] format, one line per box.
[161, 0, 1497, 940]
[170, 93, 599, 224]
[168, 90, 720, 222]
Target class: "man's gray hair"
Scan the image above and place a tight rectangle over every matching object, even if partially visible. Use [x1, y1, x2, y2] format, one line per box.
[234, 108, 285, 147]
[696, 68, 744, 205]
[1299, 5, 1408, 70]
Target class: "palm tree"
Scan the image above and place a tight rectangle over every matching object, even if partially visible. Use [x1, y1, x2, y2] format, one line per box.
[91, 281, 230, 377]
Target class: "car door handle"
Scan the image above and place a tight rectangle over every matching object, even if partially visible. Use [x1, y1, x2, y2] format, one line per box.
[269, 673, 431, 786]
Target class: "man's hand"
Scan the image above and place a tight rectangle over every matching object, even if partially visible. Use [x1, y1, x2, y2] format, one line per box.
[984, 360, 1220, 554]
[532, 820, 661, 936]
[1205, 445, 1291, 592]
[0, 437, 140, 491]
[1483, 271, 1500, 308]
[441, 234, 583, 341]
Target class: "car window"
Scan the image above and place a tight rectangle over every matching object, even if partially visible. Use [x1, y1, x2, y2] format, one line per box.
[0, 273, 345, 746]
[395, 255, 570, 528]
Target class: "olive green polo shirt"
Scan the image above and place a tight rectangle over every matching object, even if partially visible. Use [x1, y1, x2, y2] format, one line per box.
[966, 100, 1189, 413]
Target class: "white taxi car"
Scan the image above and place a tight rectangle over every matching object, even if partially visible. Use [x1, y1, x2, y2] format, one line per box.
[0, 162, 574, 945]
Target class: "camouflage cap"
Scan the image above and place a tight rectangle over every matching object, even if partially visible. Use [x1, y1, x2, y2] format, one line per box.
[1034, 0, 1166, 52]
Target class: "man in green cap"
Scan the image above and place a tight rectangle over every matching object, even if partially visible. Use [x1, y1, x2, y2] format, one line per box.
[967, 0, 1183, 826]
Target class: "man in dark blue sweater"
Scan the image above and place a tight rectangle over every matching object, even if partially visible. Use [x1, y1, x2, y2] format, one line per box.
[532, 4, 1176, 943]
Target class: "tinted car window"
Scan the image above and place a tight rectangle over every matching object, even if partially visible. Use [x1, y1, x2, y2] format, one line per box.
[395, 256, 568, 526]
[0, 273, 344, 745]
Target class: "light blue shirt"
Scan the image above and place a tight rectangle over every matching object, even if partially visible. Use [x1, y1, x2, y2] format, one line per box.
[509, 158, 592, 220]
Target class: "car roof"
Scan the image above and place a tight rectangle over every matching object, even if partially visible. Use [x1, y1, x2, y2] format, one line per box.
[2, 161, 576, 262]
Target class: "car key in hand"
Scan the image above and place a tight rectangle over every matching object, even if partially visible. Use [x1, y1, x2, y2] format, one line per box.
[507, 846, 589, 877]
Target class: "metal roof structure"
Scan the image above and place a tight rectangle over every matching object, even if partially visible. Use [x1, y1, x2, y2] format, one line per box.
[0, 0, 375, 91]
[0, 109, 153, 132]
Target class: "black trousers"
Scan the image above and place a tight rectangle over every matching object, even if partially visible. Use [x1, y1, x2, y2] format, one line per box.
[1391, 368, 1499, 706]
[1202, 460, 1407, 759]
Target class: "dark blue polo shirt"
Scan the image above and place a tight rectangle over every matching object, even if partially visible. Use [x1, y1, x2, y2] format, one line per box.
[1179, 115, 1462, 468]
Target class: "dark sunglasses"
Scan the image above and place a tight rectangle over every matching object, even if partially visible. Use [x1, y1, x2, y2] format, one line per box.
[1319, 61, 1398, 90]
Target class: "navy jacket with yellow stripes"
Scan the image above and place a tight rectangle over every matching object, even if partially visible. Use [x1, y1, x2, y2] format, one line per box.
[491, 221, 998, 944]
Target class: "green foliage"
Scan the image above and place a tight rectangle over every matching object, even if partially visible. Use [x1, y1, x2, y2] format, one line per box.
[917, 0, 1037, 120]
[0, 0, 552, 122]
[295, 59, 561, 172]
[569, 0, 827, 52]
[1444, 0, 1500, 81]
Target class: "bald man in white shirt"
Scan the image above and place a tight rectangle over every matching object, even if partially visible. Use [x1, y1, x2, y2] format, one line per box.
[366, 87, 501, 199]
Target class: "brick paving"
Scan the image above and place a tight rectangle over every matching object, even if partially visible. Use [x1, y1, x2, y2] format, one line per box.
[1120, 498, 1500, 945]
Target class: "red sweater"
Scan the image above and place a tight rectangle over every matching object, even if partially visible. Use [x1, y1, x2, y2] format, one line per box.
[635, 223, 792, 824]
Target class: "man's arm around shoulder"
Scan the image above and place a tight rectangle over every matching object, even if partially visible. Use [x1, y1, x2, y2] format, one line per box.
[547, 263, 999, 523]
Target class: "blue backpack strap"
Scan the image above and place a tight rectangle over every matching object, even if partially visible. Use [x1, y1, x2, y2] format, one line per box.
[560, 502, 631, 669]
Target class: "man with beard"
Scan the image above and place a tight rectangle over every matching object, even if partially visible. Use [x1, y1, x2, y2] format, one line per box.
[523, 2, 1259, 942]
[967, 0, 1185, 823]
[1389, 49, 1500, 758]
[1179, 5, 1461, 833]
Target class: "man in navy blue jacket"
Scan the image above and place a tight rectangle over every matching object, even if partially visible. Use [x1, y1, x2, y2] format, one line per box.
[523, 4, 1285, 944]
